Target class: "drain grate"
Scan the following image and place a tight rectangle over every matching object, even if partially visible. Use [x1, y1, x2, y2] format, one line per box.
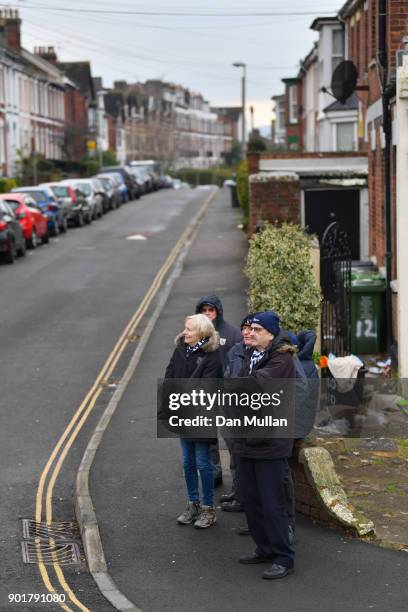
[22, 519, 79, 542]
[21, 541, 81, 565]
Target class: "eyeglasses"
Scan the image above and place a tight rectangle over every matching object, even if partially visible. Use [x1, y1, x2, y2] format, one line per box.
[250, 326, 265, 333]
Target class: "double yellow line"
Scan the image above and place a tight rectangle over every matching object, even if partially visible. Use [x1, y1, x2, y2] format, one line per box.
[34, 190, 217, 611]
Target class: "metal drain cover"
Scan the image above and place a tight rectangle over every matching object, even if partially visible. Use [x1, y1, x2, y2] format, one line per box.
[22, 519, 79, 542]
[21, 541, 81, 565]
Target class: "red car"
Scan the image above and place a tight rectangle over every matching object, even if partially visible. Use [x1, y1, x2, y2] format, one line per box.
[0, 193, 49, 248]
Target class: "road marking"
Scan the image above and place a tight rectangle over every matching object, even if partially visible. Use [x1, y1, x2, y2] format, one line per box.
[34, 189, 218, 611]
[126, 234, 147, 240]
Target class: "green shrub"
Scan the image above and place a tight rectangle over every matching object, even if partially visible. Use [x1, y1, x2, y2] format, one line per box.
[236, 160, 249, 223]
[245, 222, 322, 332]
[0, 177, 18, 193]
[170, 167, 233, 187]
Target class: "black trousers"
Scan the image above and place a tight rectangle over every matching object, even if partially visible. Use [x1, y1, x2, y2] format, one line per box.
[239, 457, 295, 569]
[224, 437, 241, 500]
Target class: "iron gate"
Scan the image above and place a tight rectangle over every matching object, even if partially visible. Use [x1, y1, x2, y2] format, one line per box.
[320, 221, 352, 356]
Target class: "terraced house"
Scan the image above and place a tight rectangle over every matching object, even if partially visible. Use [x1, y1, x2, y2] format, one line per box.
[0, 9, 65, 176]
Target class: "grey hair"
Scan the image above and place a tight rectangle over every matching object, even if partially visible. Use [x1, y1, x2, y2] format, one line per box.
[185, 313, 216, 339]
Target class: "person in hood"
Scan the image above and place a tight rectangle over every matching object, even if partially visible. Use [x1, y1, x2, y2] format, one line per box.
[232, 311, 295, 580]
[165, 314, 223, 529]
[195, 294, 242, 488]
[195, 294, 242, 365]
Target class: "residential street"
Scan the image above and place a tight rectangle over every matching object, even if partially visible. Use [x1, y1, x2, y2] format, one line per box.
[0, 187, 214, 611]
[1, 186, 407, 611]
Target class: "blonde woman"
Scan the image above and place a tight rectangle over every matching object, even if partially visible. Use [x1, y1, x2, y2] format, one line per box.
[165, 314, 223, 528]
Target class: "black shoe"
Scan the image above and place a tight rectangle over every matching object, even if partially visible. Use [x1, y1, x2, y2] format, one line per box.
[236, 526, 250, 536]
[214, 474, 223, 488]
[288, 525, 296, 546]
[239, 553, 272, 565]
[221, 500, 244, 512]
[262, 564, 294, 580]
[219, 491, 235, 503]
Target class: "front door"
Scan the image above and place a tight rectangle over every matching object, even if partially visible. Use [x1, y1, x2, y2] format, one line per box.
[304, 189, 360, 259]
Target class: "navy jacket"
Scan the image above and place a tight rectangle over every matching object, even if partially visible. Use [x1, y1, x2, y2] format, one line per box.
[224, 340, 248, 378]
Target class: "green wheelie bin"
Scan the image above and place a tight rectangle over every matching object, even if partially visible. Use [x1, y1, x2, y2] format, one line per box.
[350, 271, 386, 354]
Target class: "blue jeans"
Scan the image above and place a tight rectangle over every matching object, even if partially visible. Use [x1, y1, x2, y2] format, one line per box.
[180, 439, 214, 507]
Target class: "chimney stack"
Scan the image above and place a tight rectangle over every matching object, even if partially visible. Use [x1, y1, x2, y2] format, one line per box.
[0, 9, 21, 52]
[34, 46, 58, 64]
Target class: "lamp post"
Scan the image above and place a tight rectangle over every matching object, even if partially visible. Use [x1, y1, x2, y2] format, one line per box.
[232, 62, 246, 157]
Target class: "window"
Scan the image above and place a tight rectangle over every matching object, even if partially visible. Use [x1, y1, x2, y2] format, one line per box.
[332, 29, 345, 72]
[289, 86, 297, 123]
[336, 122, 355, 151]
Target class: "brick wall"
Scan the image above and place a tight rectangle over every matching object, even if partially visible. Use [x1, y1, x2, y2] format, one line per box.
[289, 453, 335, 525]
[248, 172, 300, 235]
[344, 1, 407, 279]
[64, 88, 88, 160]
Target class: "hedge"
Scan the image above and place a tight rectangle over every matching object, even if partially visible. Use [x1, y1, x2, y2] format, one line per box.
[245, 222, 322, 332]
[170, 167, 233, 187]
[0, 177, 18, 193]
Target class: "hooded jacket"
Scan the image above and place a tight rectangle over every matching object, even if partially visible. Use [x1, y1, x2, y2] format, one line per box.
[164, 332, 223, 443]
[296, 330, 318, 379]
[165, 332, 223, 380]
[230, 332, 295, 460]
[195, 294, 242, 362]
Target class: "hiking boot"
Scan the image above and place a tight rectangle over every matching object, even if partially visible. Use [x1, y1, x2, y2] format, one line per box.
[177, 501, 201, 525]
[194, 506, 217, 529]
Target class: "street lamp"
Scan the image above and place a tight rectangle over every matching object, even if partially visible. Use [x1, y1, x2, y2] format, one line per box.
[232, 62, 246, 157]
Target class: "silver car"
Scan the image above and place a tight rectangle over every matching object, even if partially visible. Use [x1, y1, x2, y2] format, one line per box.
[61, 179, 104, 220]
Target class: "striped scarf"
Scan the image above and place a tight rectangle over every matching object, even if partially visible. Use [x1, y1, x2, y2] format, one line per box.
[186, 336, 209, 356]
[249, 349, 265, 373]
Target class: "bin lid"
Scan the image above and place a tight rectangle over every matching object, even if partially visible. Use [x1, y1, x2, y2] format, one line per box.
[351, 270, 385, 287]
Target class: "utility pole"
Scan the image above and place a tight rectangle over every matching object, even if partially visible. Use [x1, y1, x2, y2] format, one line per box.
[232, 62, 246, 158]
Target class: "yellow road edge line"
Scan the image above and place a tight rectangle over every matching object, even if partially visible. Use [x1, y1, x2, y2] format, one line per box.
[35, 189, 217, 611]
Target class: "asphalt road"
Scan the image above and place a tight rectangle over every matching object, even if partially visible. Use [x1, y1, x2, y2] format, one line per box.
[0, 186, 214, 611]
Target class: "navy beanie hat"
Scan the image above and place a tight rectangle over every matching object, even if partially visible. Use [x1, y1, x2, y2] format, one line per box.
[251, 311, 281, 336]
[240, 313, 255, 328]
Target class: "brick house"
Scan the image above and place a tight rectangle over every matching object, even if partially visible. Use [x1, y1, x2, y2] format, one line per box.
[338, 0, 408, 347]
[338, 0, 408, 276]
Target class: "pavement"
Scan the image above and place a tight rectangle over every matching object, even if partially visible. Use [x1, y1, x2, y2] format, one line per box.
[90, 188, 408, 612]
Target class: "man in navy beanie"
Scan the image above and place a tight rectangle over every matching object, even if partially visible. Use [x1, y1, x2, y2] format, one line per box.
[231, 310, 296, 580]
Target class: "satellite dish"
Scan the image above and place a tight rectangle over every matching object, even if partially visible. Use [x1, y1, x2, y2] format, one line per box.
[331, 61, 358, 104]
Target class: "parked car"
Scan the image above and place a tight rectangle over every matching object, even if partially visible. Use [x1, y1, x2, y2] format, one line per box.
[96, 174, 121, 209]
[101, 165, 139, 200]
[127, 165, 148, 195]
[0, 199, 26, 263]
[101, 171, 129, 204]
[129, 161, 161, 191]
[40, 182, 88, 227]
[92, 177, 110, 213]
[11, 186, 65, 236]
[0, 193, 49, 248]
[60, 179, 104, 220]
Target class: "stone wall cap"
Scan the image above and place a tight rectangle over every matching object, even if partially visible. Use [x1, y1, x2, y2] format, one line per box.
[249, 171, 299, 183]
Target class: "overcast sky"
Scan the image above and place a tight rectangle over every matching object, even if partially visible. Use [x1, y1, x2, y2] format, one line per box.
[15, 0, 341, 127]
